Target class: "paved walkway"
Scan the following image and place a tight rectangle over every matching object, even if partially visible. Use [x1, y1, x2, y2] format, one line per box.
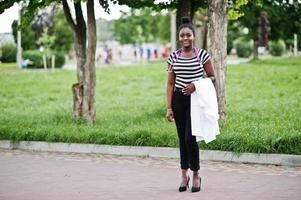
[63, 58, 250, 70]
[0, 149, 300, 200]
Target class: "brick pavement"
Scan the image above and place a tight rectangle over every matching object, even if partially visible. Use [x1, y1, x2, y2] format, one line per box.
[0, 149, 300, 200]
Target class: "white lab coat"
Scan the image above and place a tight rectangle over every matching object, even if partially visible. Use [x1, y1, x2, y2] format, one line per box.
[191, 78, 220, 143]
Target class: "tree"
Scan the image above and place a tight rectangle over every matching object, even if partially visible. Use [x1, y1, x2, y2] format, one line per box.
[237, 0, 301, 58]
[37, 27, 56, 51]
[37, 27, 56, 68]
[207, 0, 227, 120]
[112, 8, 170, 44]
[11, 7, 73, 53]
[12, 20, 36, 50]
[31, 6, 56, 40]
[62, 0, 97, 123]
[1, 0, 98, 123]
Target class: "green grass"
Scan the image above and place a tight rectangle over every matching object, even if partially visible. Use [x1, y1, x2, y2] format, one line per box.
[0, 63, 18, 70]
[0, 57, 300, 154]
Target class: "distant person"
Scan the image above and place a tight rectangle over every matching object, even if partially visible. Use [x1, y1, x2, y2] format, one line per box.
[139, 46, 144, 61]
[104, 45, 109, 64]
[133, 48, 137, 61]
[154, 49, 158, 58]
[147, 48, 151, 61]
[21, 59, 33, 68]
[108, 49, 113, 64]
[162, 47, 170, 58]
[166, 16, 219, 193]
[118, 48, 122, 60]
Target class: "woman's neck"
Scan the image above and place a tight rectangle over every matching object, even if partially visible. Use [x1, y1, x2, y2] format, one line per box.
[182, 46, 193, 52]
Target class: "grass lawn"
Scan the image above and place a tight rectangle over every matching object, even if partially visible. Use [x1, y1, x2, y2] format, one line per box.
[0, 63, 18, 70]
[0, 57, 300, 154]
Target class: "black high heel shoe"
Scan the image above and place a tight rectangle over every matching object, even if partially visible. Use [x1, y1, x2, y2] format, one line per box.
[179, 176, 190, 192]
[191, 177, 201, 193]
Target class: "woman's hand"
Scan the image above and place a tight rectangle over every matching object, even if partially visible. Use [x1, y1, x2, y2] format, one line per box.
[166, 108, 174, 122]
[182, 83, 195, 95]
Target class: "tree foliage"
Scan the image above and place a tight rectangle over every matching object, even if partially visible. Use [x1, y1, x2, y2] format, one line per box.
[37, 27, 56, 56]
[113, 8, 170, 44]
[228, 0, 261, 20]
[10, 6, 73, 53]
[52, 10, 73, 53]
[12, 20, 36, 50]
[237, 1, 301, 43]
[227, 20, 244, 54]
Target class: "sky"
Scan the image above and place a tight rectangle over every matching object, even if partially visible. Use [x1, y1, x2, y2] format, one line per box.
[0, 1, 130, 33]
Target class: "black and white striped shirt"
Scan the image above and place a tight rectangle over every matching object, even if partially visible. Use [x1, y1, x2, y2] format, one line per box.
[167, 49, 211, 89]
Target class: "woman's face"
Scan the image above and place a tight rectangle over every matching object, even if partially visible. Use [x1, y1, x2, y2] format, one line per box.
[179, 27, 194, 48]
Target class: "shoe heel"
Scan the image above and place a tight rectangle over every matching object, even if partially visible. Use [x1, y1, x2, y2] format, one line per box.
[191, 177, 201, 193]
[179, 176, 190, 192]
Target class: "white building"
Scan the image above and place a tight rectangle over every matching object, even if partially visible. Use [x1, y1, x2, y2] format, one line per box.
[0, 33, 15, 47]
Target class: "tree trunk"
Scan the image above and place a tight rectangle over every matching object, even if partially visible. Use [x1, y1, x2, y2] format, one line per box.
[62, 0, 96, 124]
[253, 39, 259, 60]
[207, 0, 227, 121]
[72, 82, 83, 118]
[74, 1, 87, 83]
[191, 0, 198, 18]
[203, 24, 208, 49]
[194, 12, 207, 49]
[82, 0, 96, 123]
[176, 0, 192, 48]
[176, 0, 192, 30]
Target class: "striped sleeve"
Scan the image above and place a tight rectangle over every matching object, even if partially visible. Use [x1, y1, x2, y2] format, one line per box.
[167, 53, 175, 65]
[167, 52, 175, 72]
[199, 49, 211, 65]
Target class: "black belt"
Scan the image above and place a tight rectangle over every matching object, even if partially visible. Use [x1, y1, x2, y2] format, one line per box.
[174, 87, 183, 93]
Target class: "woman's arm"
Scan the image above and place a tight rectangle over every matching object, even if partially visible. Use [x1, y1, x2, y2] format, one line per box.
[203, 59, 216, 83]
[166, 65, 176, 122]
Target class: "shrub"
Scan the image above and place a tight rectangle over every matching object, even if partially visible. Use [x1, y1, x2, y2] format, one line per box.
[23, 50, 43, 68]
[234, 38, 252, 58]
[23, 50, 65, 68]
[269, 40, 285, 56]
[0, 44, 17, 62]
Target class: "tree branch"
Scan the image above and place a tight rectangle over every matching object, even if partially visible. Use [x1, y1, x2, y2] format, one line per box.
[87, 0, 96, 53]
[62, 0, 76, 31]
[0, 0, 22, 14]
[74, 1, 86, 34]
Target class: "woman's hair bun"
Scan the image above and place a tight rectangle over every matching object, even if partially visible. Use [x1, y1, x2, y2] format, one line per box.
[181, 16, 191, 24]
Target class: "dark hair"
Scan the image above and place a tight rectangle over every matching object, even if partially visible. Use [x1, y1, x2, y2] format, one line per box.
[178, 16, 195, 35]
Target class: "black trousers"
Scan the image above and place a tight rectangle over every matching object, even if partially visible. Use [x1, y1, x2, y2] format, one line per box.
[172, 89, 200, 171]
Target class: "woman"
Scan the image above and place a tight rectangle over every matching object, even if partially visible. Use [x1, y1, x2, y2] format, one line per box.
[166, 16, 216, 193]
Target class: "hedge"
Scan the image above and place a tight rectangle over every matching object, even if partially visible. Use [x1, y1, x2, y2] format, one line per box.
[234, 38, 252, 58]
[23, 50, 65, 68]
[269, 40, 286, 56]
[0, 44, 17, 63]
